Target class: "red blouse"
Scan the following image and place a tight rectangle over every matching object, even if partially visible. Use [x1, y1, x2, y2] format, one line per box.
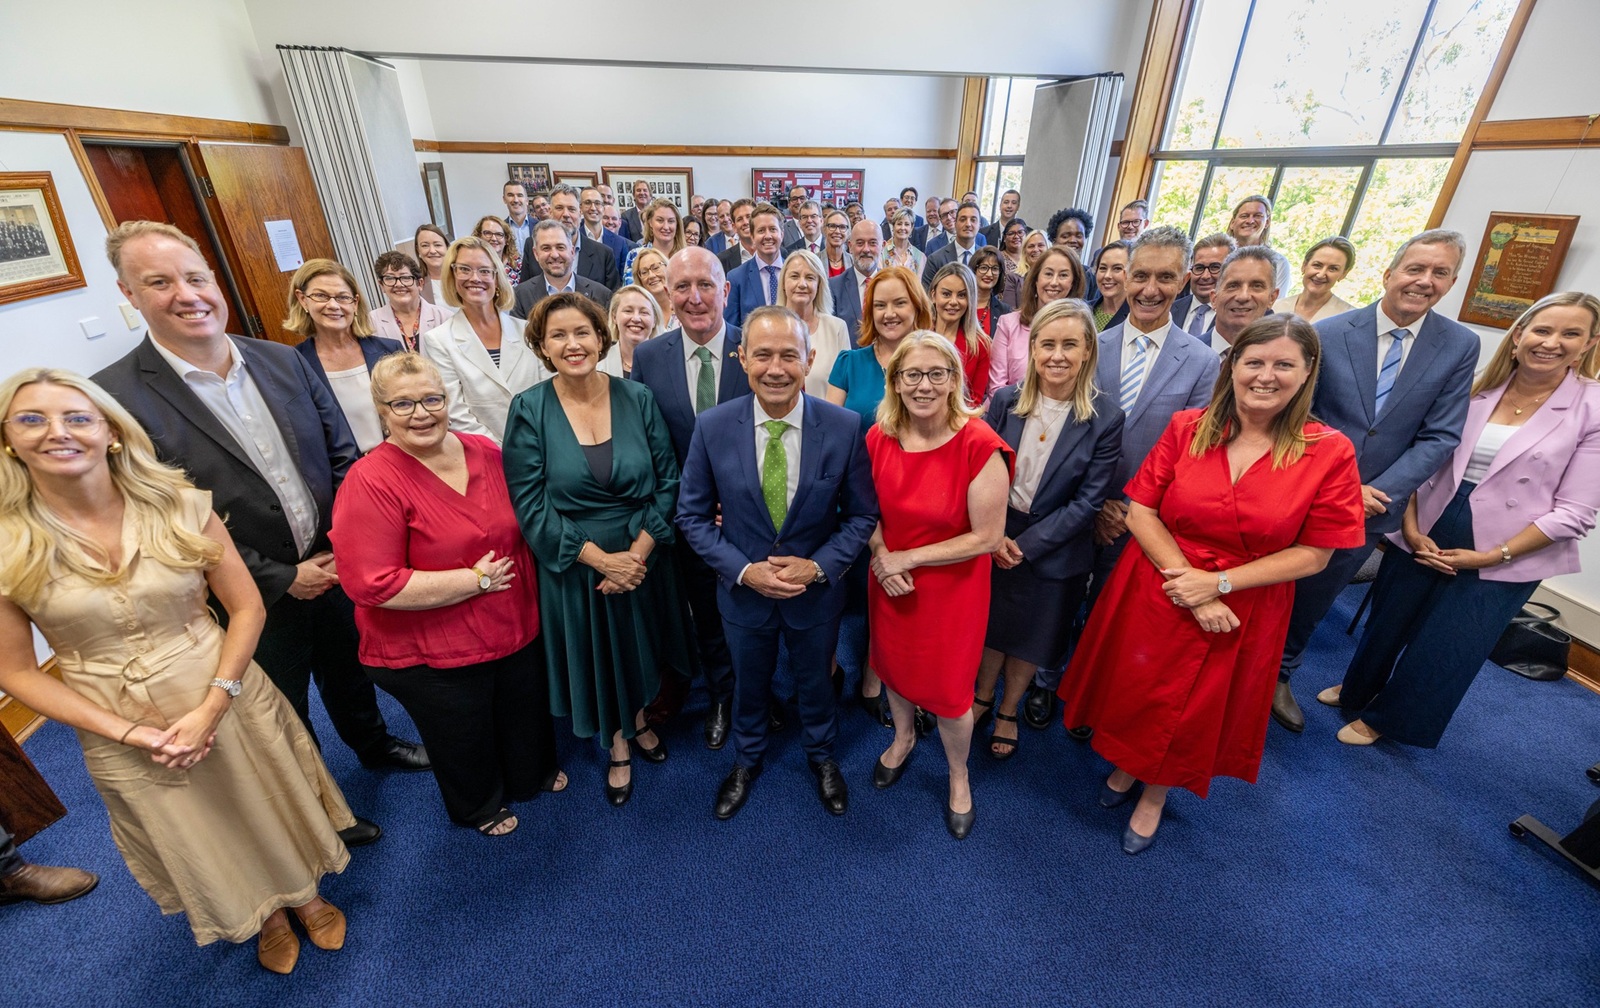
[956, 327, 991, 407]
[331, 433, 539, 669]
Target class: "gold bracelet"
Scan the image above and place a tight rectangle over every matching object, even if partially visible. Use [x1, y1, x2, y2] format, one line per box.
[118, 724, 136, 746]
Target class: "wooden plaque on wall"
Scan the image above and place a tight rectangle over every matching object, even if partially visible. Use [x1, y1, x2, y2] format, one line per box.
[1459, 211, 1580, 329]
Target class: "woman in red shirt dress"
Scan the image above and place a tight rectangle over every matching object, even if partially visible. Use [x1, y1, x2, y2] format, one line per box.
[1059, 315, 1364, 855]
[929, 262, 993, 407]
[867, 332, 1012, 840]
[332, 353, 564, 838]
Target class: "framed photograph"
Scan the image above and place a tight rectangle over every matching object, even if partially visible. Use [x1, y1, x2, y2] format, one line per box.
[603, 167, 695, 214]
[553, 170, 599, 189]
[1460, 211, 1581, 329]
[0, 172, 85, 306]
[507, 162, 553, 193]
[751, 169, 866, 210]
[419, 162, 454, 238]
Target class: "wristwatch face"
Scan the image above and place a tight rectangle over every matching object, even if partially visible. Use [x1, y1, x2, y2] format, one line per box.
[478, 573, 493, 590]
[1217, 573, 1232, 594]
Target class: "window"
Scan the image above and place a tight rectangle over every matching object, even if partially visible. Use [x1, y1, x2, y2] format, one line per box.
[1149, 0, 1517, 303]
[974, 78, 1043, 221]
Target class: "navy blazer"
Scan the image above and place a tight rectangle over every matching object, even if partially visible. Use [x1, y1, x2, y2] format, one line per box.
[828, 269, 865, 343]
[677, 395, 879, 629]
[93, 335, 359, 604]
[724, 257, 783, 328]
[292, 333, 403, 389]
[1095, 322, 1220, 496]
[983, 386, 1124, 579]
[706, 232, 730, 255]
[1311, 302, 1477, 534]
[630, 323, 749, 464]
[921, 240, 985, 289]
[588, 226, 631, 275]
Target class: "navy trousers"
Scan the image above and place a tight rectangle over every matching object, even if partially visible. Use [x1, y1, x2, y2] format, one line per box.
[1278, 535, 1380, 683]
[1339, 482, 1538, 748]
[727, 610, 842, 769]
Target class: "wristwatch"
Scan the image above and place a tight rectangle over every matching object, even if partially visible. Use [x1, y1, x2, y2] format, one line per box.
[472, 566, 493, 591]
[1216, 570, 1233, 595]
[210, 677, 242, 698]
[812, 561, 827, 584]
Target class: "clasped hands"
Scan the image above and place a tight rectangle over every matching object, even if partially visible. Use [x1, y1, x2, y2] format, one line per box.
[870, 550, 915, 597]
[744, 556, 819, 599]
[592, 550, 648, 595]
[124, 700, 225, 770]
[1159, 565, 1239, 635]
[1403, 531, 1494, 575]
[287, 551, 338, 600]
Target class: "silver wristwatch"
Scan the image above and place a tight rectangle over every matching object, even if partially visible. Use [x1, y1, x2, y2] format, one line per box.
[210, 677, 242, 698]
[1216, 570, 1233, 595]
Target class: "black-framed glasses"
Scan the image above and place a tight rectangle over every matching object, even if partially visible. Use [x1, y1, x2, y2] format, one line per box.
[896, 367, 954, 387]
[974, 264, 1002, 275]
[383, 395, 446, 416]
[1191, 263, 1224, 275]
[380, 274, 419, 287]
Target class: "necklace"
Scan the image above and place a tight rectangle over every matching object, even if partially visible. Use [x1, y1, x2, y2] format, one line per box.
[1035, 396, 1072, 441]
[1504, 386, 1554, 415]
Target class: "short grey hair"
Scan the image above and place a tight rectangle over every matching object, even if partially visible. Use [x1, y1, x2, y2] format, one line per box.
[1194, 232, 1238, 255]
[1132, 225, 1195, 271]
[1388, 228, 1467, 273]
[744, 304, 811, 353]
[548, 183, 582, 203]
[799, 199, 822, 216]
[1219, 244, 1280, 277]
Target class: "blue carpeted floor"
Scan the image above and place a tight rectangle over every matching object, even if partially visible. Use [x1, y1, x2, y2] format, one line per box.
[5, 585, 1599, 1005]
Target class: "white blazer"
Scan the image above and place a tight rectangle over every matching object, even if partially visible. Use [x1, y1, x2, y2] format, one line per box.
[420, 310, 550, 443]
[804, 313, 851, 399]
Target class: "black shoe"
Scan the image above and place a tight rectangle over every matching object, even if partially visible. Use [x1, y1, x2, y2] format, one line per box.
[337, 816, 382, 847]
[714, 764, 760, 820]
[812, 759, 848, 816]
[859, 689, 892, 728]
[945, 798, 976, 840]
[988, 712, 1020, 761]
[1122, 821, 1159, 855]
[605, 758, 634, 807]
[1099, 779, 1141, 809]
[1067, 725, 1094, 741]
[971, 694, 996, 734]
[913, 708, 936, 739]
[358, 737, 431, 771]
[632, 725, 667, 764]
[831, 664, 845, 699]
[768, 698, 788, 733]
[704, 699, 731, 750]
[1271, 681, 1305, 733]
[872, 744, 914, 789]
[1023, 684, 1054, 730]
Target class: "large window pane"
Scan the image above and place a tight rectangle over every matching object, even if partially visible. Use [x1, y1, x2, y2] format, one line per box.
[981, 79, 1012, 157]
[1197, 165, 1277, 237]
[1216, 0, 1431, 148]
[1163, 0, 1251, 150]
[1150, 159, 1207, 231]
[1271, 165, 1363, 276]
[1342, 157, 1451, 305]
[1387, 0, 1519, 144]
[981, 78, 1042, 158]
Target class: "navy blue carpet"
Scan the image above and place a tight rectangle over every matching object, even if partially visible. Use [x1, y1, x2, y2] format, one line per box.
[5, 585, 1599, 1005]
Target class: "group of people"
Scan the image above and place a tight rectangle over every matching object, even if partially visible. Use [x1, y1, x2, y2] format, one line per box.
[2, 175, 1597, 975]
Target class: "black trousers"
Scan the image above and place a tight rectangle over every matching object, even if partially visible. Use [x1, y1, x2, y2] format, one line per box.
[252, 586, 391, 759]
[675, 548, 735, 703]
[364, 641, 559, 826]
[0, 822, 20, 876]
[727, 611, 842, 769]
[1037, 530, 1130, 691]
[1277, 535, 1381, 683]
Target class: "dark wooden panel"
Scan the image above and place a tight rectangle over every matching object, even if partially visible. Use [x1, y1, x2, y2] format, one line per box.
[0, 97, 287, 144]
[83, 145, 166, 222]
[0, 719, 66, 845]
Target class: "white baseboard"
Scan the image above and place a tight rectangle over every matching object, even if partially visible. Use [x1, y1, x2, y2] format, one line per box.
[1530, 585, 1600, 649]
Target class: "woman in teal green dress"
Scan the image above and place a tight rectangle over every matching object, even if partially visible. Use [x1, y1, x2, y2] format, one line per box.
[503, 292, 696, 807]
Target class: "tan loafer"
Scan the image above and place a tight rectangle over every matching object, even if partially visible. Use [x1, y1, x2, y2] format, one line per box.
[1317, 685, 1343, 707]
[1336, 720, 1381, 746]
[294, 901, 347, 951]
[257, 920, 300, 974]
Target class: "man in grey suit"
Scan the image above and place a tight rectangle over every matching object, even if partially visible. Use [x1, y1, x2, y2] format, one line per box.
[1023, 226, 1221, 731]
[921, 202, 984, 288]
[521, 185, 620, 291]
[828, 219, 881, 341]
[1271, 229, 1478, 731]
[781, 185, 808, 248]
[511, 220, 613, 319]
[783, 199, 826, 257]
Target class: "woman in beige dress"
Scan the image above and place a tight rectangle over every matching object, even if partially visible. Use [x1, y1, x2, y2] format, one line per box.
[0, 368, 354, 974]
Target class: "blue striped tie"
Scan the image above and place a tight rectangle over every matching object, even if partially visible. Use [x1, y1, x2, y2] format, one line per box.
[1119, 335, 1151, 413]
[1374, 328, 1409, 415]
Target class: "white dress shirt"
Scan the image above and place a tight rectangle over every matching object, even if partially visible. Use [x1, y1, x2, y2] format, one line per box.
[149, 338, 318, 555]
[949, 240, 979, 265]
[324, 364, 384, 454]
[737, 396, 805, 585]
[1118, 317, 1175, 407]
[682, 324, 727, 409]
[1375, 306, 1421, 378]
[545, 272, 577, 296]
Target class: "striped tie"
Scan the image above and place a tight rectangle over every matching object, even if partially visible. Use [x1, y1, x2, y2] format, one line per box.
[1119, 335, 1151, 413]
[1374, 328, 1409, 415]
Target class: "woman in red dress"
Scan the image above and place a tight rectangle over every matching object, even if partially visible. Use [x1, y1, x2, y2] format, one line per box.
[1059, 315, 1364, 855]
[929, 262, 992, 407]
[867, 332, 1012, 840]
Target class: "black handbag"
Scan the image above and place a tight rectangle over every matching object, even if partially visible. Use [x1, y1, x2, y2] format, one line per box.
[1491, 601, 1571, 681]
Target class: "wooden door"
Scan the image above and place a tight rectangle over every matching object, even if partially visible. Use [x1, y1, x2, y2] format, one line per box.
[0, 721, 66, 844]
[198, 144, 336, 345]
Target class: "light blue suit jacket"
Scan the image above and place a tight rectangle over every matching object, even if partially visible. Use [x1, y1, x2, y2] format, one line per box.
[724, 257, 782, 328]
[1311, 302, 1477, 534]
[1095, 321, 1220, 498]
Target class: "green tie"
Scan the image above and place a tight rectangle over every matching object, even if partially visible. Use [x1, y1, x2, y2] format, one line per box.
[693, 345, 715, 414]
[761, 419, 790, 530]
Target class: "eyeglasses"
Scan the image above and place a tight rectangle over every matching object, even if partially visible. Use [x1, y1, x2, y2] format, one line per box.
[896, 367, 955, 387]
[383, 395, 446, 416]
[1191, 263, 1224, 275]
[379, 274, 419, 287]
[480, 231, 506, 243]
[5, 412, 104, 436]
[303, 291, 356, 305]
[825, 223, 848, 231]
[974, 264, 1002, 275]
[581, 199, 604, 208]
[452, 265, 499, 280]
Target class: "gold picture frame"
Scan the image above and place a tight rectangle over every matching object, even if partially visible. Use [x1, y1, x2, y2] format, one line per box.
[0, 172, 86, 306]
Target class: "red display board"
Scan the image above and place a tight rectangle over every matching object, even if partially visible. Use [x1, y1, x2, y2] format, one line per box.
[751, 169, 865, 210]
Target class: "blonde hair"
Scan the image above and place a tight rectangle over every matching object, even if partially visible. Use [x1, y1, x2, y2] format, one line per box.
[1189, 315, 1323, 468]
[285, 258, 375, 338]
[1013, 299, 1100, 424]
[607, 284, 666, 342]
[441, 237, 514, 311]
[105, 220, 203, 277]
[632, 247, 670, 291]
[0, 369, 221, 606]
[641, 197, 685, 255]
[1474, 291, 1600, 394]
[875, 331, 980, 437]
[777, 249, 834, 317]
[368, 352, 444, 415]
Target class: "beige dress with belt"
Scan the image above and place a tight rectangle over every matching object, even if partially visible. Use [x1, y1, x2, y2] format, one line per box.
[23, 489, 354, 945]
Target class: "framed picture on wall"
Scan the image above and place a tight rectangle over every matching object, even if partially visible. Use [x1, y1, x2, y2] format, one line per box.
[1459, 211, 1581, 329]
[419, 162, 454, 238]
[508, 162, 553, 193]
[603, 167, 695, 213]
[553, 170, 599, 189]
[0, 172, 85, 306]
[751, 169, 866, 210]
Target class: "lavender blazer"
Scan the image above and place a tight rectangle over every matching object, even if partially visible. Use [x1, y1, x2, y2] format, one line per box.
[1391, 372, 1600, 582]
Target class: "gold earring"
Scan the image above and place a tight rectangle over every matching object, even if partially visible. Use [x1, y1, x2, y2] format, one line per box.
[3, 445, 15, 457]
[108, 441, 123, 454]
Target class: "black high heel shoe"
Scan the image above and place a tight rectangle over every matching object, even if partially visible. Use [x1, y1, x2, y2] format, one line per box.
[872, 743, 914, 789]
[971, 694, 996, 734]
[859, 689, 892, 728]
[1099, 778, 1142, 809]
[632, 725, 667, 764]
[945, 798, 976, 840]
[605, 758, 634, 807]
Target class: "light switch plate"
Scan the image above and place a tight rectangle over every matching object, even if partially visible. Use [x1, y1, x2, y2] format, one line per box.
[118, 302, 143, 329]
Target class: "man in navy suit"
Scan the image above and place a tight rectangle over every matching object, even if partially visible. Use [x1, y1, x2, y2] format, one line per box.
[579, 186, 630, 275]
[1170, 234, 1236, 338]
[631, 246, 748, 745]
[783, 199, 826, 258]
[679, 306, 878, 819]
[718, 198, 757, 276]
[520, 185, 620, 291]
[1271, 229, 1478, 731]
[619, 179, 654, 243]
[829, 219, 881, 342]
[921, 202, 986, 288]
[781, 185, 807, 248]
[725, 203, 787, 328]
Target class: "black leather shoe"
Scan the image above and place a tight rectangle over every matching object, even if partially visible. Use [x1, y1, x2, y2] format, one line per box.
[872, 744, 914, 789]
[859, 689, 892, 728]
[1022, 684, 1055, 730]
[1067, 725, 1094, 741]
[1099, 780, 1141, 809]
[632, 726, 667, 763]
[1122, 821, 1158, 855]
[768, 698, 788, 733]
[812, 759, 848, 816]
[704, 700, 731, 750]
[945, 799, 976, 840]
[1271, 681, 1305, 733]
[337, 816, 382, 847]
[359, 737, 431, 771]
[605, 758, 634, 807]
[714, 765, 760, 820]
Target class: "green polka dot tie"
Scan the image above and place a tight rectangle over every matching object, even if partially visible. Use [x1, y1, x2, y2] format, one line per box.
[761, 419, 790, 530]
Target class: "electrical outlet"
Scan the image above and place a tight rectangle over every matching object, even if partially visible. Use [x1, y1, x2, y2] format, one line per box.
[80, 317, 107, 340]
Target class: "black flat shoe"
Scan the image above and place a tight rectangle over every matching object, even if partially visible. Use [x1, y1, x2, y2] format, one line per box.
[945, 799, 976, 840]
[358, 737, 431, 772]
[1099, 779, 1141, 808]
[812, 759, 848, 816]
[714, 764, 760, 820]
[632, 726, 667, 764]
[704, 699, 731, 750]
[1022, 683, 1055, 730]
[768, 697, 788, 733]
[337, 816, 382, 848]
[872, 745, 914, 789]
[605, 758, 634, 807]
[988, 712, 1020, 761]
[859, 690, 892, 728]
[971, 694, 996, 734]
[1067, 725, 1094, 741]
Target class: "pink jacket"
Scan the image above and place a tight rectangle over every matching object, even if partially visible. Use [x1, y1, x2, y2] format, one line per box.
[987, 310, 1030, 395]
[1391, 372, 1600, 582]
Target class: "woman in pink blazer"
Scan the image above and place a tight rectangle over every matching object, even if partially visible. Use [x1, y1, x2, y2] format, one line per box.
[1324, 292, 1600, 748]
[986, 247, 1086, 396]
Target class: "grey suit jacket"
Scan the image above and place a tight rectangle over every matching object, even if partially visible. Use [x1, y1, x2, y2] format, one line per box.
[510, 273, 614, 319]
[518, 234, 620, 291]
[1094, 322, 1220, 498]
[828, 268, 865, 343]
[1311, 302, 1478, 533]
